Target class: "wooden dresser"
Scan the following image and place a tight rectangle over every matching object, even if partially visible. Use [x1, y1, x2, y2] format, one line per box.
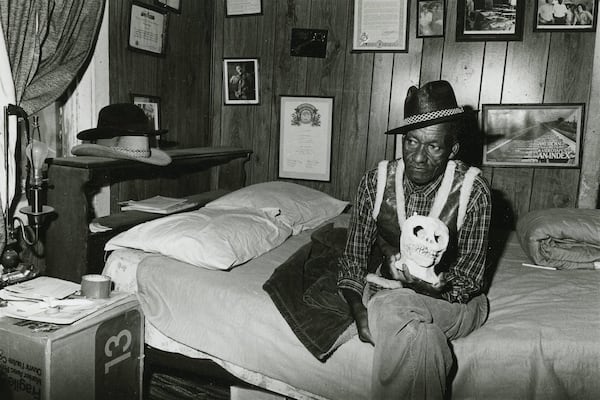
[45, 147, 252, 282]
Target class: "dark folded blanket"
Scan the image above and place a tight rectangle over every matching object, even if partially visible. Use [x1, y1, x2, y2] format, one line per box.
[516, 208, 600, 270]
[263, 223, 355, 361]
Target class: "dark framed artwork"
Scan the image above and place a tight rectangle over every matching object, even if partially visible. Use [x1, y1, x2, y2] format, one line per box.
[130, 93, 161, 131]
[482, 103, 584, 167]
[457, 0, 525, 41]
[223, 58, 260, 105]
[155, 0, 181, 14]
[279, 96, 334, 181]
[534, 0, 598, 32]
[352, 0, 409, 51]
[417, 0, 445, 38]
[128, 1, 168, 56]
[226, 0, 263, 16]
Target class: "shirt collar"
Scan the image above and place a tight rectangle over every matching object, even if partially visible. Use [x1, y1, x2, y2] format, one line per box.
[404, 173, 444, 197]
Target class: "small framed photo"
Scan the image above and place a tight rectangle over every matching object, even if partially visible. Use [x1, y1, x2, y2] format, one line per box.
[128, 1, 168, 56]
[482, 103, 584, 167]
[417, 0, 445, 38]
[279, 96, 334, 181]
[534, 0, 598, 32]
[352, 0, 409, 52]
[457, 0, 525, 41]
[223, 58, 260, 105]
[155, 0, 180, 14]
[226, 0, 263, 16]
[131, 93, 161, 131]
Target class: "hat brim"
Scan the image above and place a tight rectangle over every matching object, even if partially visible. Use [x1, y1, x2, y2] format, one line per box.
[71, 144, 172, 166]
[385, 109, 477, 135]
[77, 126, 168, 140]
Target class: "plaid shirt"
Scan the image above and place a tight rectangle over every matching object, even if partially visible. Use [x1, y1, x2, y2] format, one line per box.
[337, 166, 492, 303]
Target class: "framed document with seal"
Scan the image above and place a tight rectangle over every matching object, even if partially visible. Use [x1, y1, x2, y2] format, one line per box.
[278, 96, 334, 181]
[128, 1, 168, 56]
[352, 0, 409, 52]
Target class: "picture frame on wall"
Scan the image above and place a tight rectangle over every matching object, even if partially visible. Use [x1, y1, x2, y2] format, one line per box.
[128, 1, 168, 56]
[223, 58, 260, 105]
[279, 96, 334, 181]
[131, 94, 161, 131]
[155, 0, 181, 14]
[482, 103, 584, 168]
[456, 0, 524, 42]
[352, 0, 409, 52]
[226, 0, 263, 16]
[534, 0, 598, 32]
[417, 0, 445, 38]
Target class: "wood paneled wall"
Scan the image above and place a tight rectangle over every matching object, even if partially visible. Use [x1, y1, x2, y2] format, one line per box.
[107, 0, 214, 208]
[210, 0, 598, 228]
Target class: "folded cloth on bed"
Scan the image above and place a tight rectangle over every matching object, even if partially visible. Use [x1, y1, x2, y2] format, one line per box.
[263, 223, 356, 361]
[516, 208, 600, 270]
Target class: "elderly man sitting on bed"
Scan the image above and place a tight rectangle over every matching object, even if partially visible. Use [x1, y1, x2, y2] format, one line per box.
[338, 80, 491, 399]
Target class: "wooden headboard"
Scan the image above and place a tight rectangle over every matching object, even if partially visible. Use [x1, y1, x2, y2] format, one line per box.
[45, 147, 252, 282]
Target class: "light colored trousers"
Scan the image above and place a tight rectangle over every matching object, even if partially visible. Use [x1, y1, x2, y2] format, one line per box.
[367, 288, 488, 399]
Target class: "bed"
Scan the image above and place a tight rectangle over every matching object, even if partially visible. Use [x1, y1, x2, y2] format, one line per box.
[101, 181, 600, 400]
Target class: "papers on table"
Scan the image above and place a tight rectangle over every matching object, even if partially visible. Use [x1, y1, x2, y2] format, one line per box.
[0, 277, 130, 325]
[1, 276, 79, 300]
[120, 195, 198, 214]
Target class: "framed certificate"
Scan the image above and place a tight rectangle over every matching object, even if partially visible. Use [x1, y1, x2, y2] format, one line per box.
[226, 0, 263, 17]
[352, 0, 409, 52]
[279, 96, 334, 181]
[128, 1, 168, 56]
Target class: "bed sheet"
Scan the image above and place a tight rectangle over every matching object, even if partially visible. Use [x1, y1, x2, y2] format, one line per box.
[103, 218, 600, 400]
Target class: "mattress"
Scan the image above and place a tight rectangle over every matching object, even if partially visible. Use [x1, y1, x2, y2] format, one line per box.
[103, 216, 600, 400]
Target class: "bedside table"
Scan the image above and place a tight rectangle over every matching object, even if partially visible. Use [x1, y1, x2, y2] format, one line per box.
[0, 294, 143, 400]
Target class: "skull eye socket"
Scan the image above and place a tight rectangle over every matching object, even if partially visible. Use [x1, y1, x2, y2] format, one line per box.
[413, 226, 424, 237]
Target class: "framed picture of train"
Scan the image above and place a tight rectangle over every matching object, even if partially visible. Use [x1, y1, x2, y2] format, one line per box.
[482, 103, 584, 167]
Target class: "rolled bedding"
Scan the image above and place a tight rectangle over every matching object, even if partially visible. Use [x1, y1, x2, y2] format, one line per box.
[516, 208, 600, 270]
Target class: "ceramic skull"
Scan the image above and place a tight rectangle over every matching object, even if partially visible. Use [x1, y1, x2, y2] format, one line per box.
[400, 215, 449, 270]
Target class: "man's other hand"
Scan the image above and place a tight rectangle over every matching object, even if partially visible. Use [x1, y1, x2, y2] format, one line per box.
[342, 289, 374, 345]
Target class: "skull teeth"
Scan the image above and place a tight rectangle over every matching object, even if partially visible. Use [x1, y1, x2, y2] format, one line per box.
[407, 244, 437, 258]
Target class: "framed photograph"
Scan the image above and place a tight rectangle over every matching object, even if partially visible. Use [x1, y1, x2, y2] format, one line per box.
[352, 0, 409, 52]
[131, 93, 161, 131]
[417, 0, 445, 38]
[279, 96, 334, 181]
[155, 0, 180, 14]
[223, 58, 260, 105]
[482, 103, 584, 167]
[128, 1, 168, 56]
[226, 0, 263, 16]
[534, 0, 598, 32]
[457, 0, 525, 41]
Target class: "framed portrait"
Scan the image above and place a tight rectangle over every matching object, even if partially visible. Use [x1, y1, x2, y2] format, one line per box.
[482, 103, 584, 167]
[223, 58, 260, 105]
[417, 0, 445, 38]
[155, 0, 181, 14]
[534, 0, 598, 32]
[352, 0, 409, 52]
[128, 1, 168, 56]
[226, 0, 263, 16]
[279, 96, 334, 181]
[457, 0, 525, 41]
[131, 93, 161, 131]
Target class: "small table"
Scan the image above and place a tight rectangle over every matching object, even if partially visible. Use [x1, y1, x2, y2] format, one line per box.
[0, 294, 143, 400]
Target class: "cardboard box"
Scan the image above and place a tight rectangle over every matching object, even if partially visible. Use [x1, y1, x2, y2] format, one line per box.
[0, 295, 143, 400]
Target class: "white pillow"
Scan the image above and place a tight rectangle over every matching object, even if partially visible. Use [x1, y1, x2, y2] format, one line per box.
[105, 207, 292, 270]
[205, 181, 348, 235]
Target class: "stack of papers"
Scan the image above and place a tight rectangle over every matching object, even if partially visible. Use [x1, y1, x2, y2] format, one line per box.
[0, 276, 130, 325]
[120, 195, 198, 214]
